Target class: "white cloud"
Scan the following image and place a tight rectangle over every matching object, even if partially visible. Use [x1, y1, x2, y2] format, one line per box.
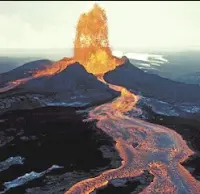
[0, 1, 199, 50]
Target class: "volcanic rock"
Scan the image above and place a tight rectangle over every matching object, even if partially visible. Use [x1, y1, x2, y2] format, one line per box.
[0, 59, 54, 87]
[0, 106, 121, 193]
[10, 63, 118, 105]
[105, 57, 200, 104]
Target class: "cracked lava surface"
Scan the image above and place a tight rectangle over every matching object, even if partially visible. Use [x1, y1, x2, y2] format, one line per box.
[0, 3, 200, 194]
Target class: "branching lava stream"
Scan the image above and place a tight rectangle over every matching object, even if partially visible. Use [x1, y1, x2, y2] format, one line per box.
[0, 3, 200, 194]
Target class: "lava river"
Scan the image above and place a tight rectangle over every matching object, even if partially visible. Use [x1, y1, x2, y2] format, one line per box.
[65, 77, 200, 194]
[0, 3, 200, 194]
[64, 4, 200, 194]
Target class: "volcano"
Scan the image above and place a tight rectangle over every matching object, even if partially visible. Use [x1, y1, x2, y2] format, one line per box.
[0, 3, 200, 194]
[0, 3, 125, 109]
[17, 61, 119, 105]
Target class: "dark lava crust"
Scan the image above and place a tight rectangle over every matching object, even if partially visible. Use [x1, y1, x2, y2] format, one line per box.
[0, 106, 121, 194]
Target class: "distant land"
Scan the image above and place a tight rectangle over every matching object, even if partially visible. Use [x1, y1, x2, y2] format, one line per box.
[1, 48, 200, 84]
[0, 47, 200, 59]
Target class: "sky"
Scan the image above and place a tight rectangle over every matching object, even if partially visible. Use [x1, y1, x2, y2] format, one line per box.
[0, 1, 200, 51]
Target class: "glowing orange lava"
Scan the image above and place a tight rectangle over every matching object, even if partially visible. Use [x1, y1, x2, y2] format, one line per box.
[74, 3, 124, 76]
[64, 3, 200, 194]
[0, 3, 200, 194]
[33, 57, 76, 78]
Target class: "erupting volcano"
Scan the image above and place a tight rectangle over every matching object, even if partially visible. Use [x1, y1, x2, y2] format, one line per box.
[0, 3, 200, 194]
[0, 3, 124, 93]
[35, 4, 124, 77]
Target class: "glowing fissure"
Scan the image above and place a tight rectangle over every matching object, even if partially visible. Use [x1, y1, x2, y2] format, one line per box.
[0, 4, 200, 194]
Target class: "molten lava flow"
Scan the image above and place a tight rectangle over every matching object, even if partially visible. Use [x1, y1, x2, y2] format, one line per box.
[0, 57, 76, 93]
[64, 4, 200, 194]
[66, 96, 200, 194]
[0, 4, 200, 194]
[98, 76, 140, 114]
[33, 57, 76, 78]
[74, 3, 124, 76]
[0, 77, 33, 93]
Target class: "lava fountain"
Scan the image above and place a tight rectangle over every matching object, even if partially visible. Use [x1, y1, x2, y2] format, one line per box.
[65, 3, 200, 194]
[74, 3, 124, 76]
[0, 3, 200, 194]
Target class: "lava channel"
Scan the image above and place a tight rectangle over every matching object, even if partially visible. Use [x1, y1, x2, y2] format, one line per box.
[64, 3, 200, 194]
[0, 3, 199, 194]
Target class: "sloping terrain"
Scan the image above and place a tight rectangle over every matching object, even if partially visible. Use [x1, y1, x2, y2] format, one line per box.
[1, 57, 200, 114]
[178, 72, 200, 85]
[128, 51, 200, 83]
[18, 62, 119, 103]
[0, 57, 39, 74]
[0, 62, 119, 113]
[0, 59, 54, 86]
[105, 57, 200, 104]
